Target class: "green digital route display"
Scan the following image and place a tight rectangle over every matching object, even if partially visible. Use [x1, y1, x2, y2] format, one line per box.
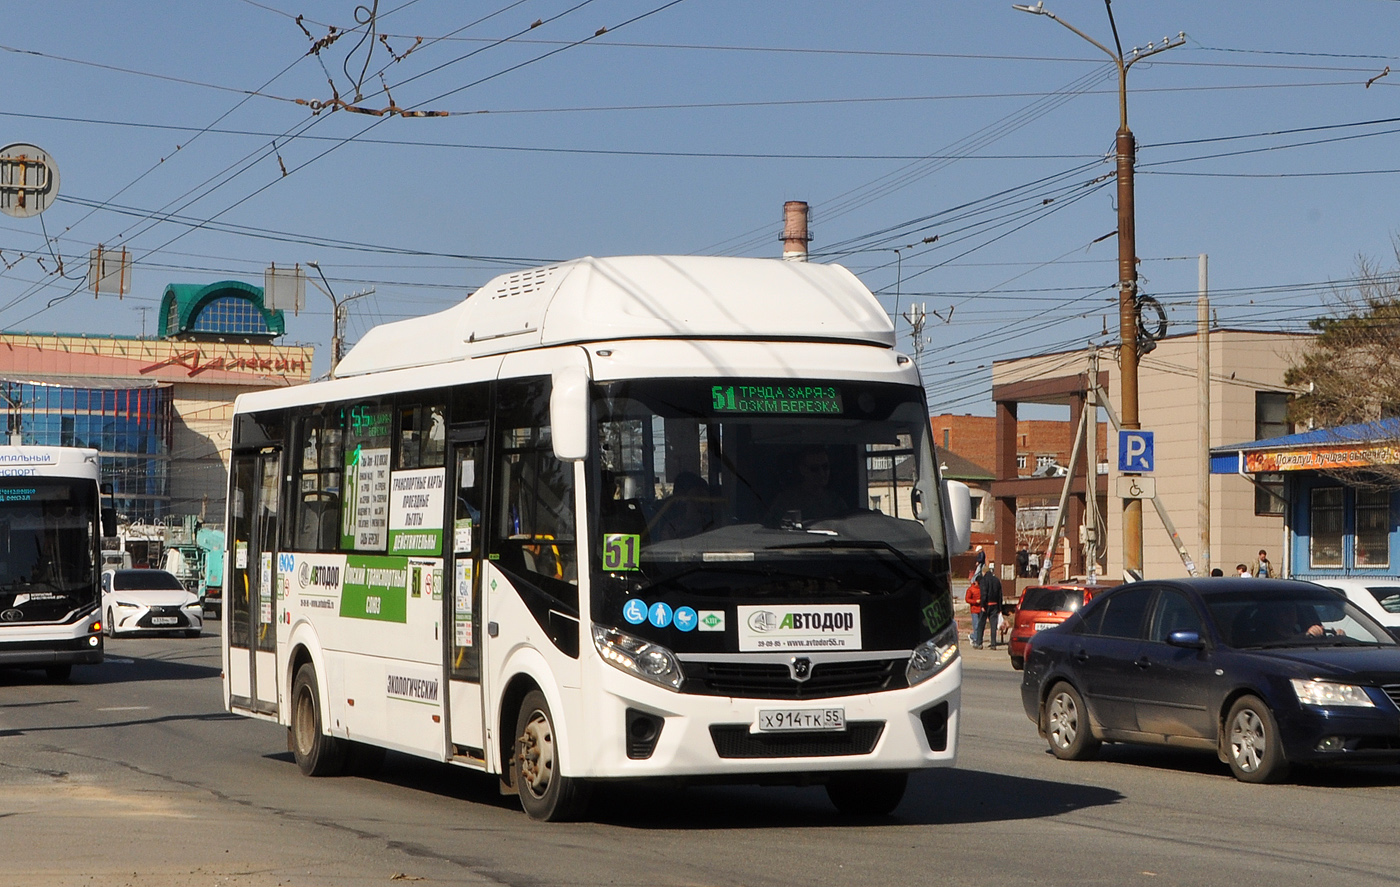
[711, 384, 843, 415]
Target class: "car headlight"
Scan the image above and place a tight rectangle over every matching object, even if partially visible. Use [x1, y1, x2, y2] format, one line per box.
[907, 621, 960, 686]
[113, 600, 141, 609]
[592, 624, 684, 691]
[182, 600, 201, 609]
[1290, 678, 1375, 708]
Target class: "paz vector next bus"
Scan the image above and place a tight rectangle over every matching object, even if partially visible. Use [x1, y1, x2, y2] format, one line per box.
[222, 256, 971, 820]
[0, 446, 116, 680]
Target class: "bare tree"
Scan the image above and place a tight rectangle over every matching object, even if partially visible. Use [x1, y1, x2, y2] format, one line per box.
[1285, 243, 1400, 486]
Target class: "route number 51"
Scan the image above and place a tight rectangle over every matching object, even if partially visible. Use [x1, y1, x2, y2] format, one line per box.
[602, 533, 641, 571]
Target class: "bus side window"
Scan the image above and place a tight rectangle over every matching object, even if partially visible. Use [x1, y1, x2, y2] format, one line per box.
[492, 379, 578, 606]
[290, 411, 343, 552]
[398, 403, 447, 470]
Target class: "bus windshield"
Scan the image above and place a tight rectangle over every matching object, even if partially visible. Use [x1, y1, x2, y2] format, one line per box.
[592, 379, 949, 622]
[0, 478, 98, 621]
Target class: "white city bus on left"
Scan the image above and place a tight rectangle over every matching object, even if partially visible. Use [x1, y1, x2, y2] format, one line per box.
[0, 446, 116, 681]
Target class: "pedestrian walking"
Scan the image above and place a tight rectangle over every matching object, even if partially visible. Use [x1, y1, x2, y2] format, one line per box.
[1251, 550, 1276, 578]
[975, 565, 1004, 649]
[972, 544, 986, 579]
[1236, 563, 1251, 578]
[965, 582, 984, 649]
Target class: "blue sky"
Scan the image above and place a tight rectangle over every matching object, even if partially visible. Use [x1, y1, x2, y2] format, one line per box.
[2, 1, 1398, 412]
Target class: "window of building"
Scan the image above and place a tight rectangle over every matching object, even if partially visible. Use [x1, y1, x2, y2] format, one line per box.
[970, 495, 984, 522]
[1309, 486, 1344, 568]
[1355, 488, 1391, 568]
[1256, 391, 1291, 441]
[188, 296, 273, 336]
[942, 428, 950, 449]
[1255, 472, 1285, 516]
[1036, 454, 1057, 468]
[1016, 454, 1028, 470]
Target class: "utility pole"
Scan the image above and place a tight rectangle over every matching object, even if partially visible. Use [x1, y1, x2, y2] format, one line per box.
[1085, 350, 1100, 583]
[902, 303, 927, 362]
[1197, 254, 1210, 575]
[1012, 1, 1183, 579]
[307, 261, 375, 378]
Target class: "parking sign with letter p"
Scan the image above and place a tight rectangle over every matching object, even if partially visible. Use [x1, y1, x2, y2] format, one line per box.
[1118, 430, 1154, 472]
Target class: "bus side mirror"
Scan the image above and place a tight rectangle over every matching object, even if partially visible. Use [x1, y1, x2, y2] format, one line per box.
[550, 365, 591, 462]
[101, 506, 118, 538]
[943, 480, 972, 555]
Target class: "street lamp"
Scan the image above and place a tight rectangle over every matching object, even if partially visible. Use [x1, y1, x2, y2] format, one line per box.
[1013, 1, 1183, 580]
[306, 261, 375, 379]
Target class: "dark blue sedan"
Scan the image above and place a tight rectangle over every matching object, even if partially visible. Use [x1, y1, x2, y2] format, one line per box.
[1021, 578, 1400, 783]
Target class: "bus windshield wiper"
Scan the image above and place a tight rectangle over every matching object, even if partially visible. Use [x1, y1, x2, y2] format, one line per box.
[760, 539, 933, 582]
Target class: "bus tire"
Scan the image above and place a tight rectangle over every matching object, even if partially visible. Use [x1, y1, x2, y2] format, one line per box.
[291, 662, 346, 777]
[512, 690, 590, 821]
[826, 771, 907, 816]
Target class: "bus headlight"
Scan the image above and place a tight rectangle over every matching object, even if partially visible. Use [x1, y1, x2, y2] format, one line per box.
[592, 624, 684, 692]
[906, 622, 960, 687]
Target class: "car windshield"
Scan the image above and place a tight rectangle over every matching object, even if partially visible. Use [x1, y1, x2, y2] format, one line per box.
[113, 570, 185, 591]
[1362, 586, 1400, 614]
[1019, 587, 1085, 612]
[0, 478, 97, 620]
[592, 379, 948, 608]
[1207, 588, 1397, 649]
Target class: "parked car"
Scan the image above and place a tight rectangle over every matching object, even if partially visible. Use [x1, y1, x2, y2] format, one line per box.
[101, 569, 204, 638]
[1008, 584, 1100, 670]
[1310, 578, 1400, 640]
[1021, 577, 1400, 783]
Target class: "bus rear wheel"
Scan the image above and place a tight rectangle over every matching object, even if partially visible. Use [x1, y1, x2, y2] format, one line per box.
[826, 771, 908, 816]
[512, 690, 590, 821]
[291, 663, 346, 776]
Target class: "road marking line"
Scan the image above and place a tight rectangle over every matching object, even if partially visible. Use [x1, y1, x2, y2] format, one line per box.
[96, 706, 150, 712]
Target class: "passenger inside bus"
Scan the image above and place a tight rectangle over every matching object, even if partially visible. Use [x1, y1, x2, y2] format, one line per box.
[651, 472, 715, 541]
[764, 446, 850, 526]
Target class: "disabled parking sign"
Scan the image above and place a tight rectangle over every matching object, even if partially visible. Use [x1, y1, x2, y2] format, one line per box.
[1118, 430, 1154, 472]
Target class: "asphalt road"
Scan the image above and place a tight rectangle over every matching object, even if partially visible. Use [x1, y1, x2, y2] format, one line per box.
[2, 635, 1398, 887]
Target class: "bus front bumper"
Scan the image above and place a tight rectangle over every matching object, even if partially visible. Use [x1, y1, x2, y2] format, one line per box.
[572, 655, 961, 780]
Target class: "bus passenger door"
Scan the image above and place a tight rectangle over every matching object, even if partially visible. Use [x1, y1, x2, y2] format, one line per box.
[227, 449, 281, 716]
[447, 430, 487, 760]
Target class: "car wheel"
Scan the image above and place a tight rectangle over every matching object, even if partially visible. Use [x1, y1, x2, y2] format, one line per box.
[512, 689, 590, 821]
[104, 608, 115, 638]
[291, 662, 346, 777]
[1044, 681, 1100, 761]
[44, 664, 72, 682]
[1010, 655, 1025, 671]
[826, 771, 907, 817]
[1225, 696, 1289, 783]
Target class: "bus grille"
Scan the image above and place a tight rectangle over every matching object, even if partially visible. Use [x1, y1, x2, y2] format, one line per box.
[680, 658, 905, 700]
[709, 722, 885, 758]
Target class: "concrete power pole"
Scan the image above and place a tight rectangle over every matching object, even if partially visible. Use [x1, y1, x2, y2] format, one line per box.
[1197, 254, 1210, 575]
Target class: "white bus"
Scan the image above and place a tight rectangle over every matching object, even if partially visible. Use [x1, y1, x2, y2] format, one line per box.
[0, 446, 114, 680]
[222, 256, 970, 820]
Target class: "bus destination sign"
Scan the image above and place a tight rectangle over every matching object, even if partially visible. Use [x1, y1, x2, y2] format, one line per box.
[712, 384, 842, 415]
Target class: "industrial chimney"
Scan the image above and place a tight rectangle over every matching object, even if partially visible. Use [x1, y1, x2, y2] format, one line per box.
[781, 200, 811, 262]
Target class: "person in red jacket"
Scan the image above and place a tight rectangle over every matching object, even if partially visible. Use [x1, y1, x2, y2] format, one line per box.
[965, 582, 984, 649]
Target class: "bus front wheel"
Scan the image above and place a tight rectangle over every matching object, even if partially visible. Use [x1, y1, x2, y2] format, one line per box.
[826, 771, 907, 816]
[512, 690, 590, 821]
[291, 663, 346, 777]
